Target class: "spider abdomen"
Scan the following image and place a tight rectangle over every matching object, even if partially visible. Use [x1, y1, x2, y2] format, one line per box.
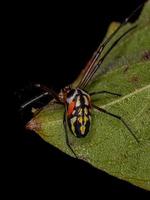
[66, 88, 92, 137]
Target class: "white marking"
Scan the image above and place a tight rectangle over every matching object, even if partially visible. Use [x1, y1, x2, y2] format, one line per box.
[83, 96, 89, 105]
[70, 116, 77, 125]
[66, 89, 78, 104]
[78, 108, 82, 115]
[70, 116, 77, 134]
[76, 96, 81, 107]
[84, 107, 88, 115]
[80, 125, 85, 135]
[72, 110, 76, 115]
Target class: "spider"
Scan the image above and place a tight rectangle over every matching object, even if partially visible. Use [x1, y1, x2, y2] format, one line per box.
[21, 4, 143, 157]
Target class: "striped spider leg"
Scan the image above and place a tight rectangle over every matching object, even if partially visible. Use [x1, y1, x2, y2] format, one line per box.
[20, 84, 63, 111]
[89, 91, 140, 143]
[75, 3, 143, 90]
[92, 104, 139, 143]
[63, 110, 78, 158]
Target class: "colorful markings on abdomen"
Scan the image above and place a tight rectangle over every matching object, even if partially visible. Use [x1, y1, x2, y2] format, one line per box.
[66, 88, 92, 137]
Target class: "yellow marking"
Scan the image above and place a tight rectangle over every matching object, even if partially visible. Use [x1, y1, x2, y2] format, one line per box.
[78, 116, 83, 124]
[78, 108, 82, 115]
[80, 126, 85, 134]
[84, 115, 88, 124]
[78, 115, 89, 126]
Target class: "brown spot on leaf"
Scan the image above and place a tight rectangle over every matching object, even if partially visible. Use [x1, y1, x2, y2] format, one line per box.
[129, 75, 140, 84]
[141, 50, 150, 61]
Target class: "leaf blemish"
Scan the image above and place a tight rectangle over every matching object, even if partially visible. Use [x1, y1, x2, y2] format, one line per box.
[129, 75, 140, 84]
[141, 50, 150, 61]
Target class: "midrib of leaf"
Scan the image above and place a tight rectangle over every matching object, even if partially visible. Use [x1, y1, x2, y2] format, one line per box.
[101, 84, 150, 109]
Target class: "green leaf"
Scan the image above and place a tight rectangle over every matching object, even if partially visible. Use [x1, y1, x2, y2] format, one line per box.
[26, 1, 150, 191]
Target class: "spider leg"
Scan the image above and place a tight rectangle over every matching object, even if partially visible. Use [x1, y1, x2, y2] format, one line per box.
[34, 83, 61, 103]
[63, 110, 78, 158]
[76, 3, 144, 89]
[20, 83, 62, 110]
[93, 104, 139, 143]
[20, 92, 49, 110]
[90, 90, 121, 97]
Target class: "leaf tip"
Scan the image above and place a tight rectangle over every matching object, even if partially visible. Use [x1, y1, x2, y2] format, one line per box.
[26, 118, 41, 132]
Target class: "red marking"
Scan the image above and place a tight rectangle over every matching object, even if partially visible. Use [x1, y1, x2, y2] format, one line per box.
[67, 101, 76, 116]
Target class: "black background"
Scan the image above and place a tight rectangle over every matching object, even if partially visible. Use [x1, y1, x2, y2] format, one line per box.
[3, 0, 150, 197]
